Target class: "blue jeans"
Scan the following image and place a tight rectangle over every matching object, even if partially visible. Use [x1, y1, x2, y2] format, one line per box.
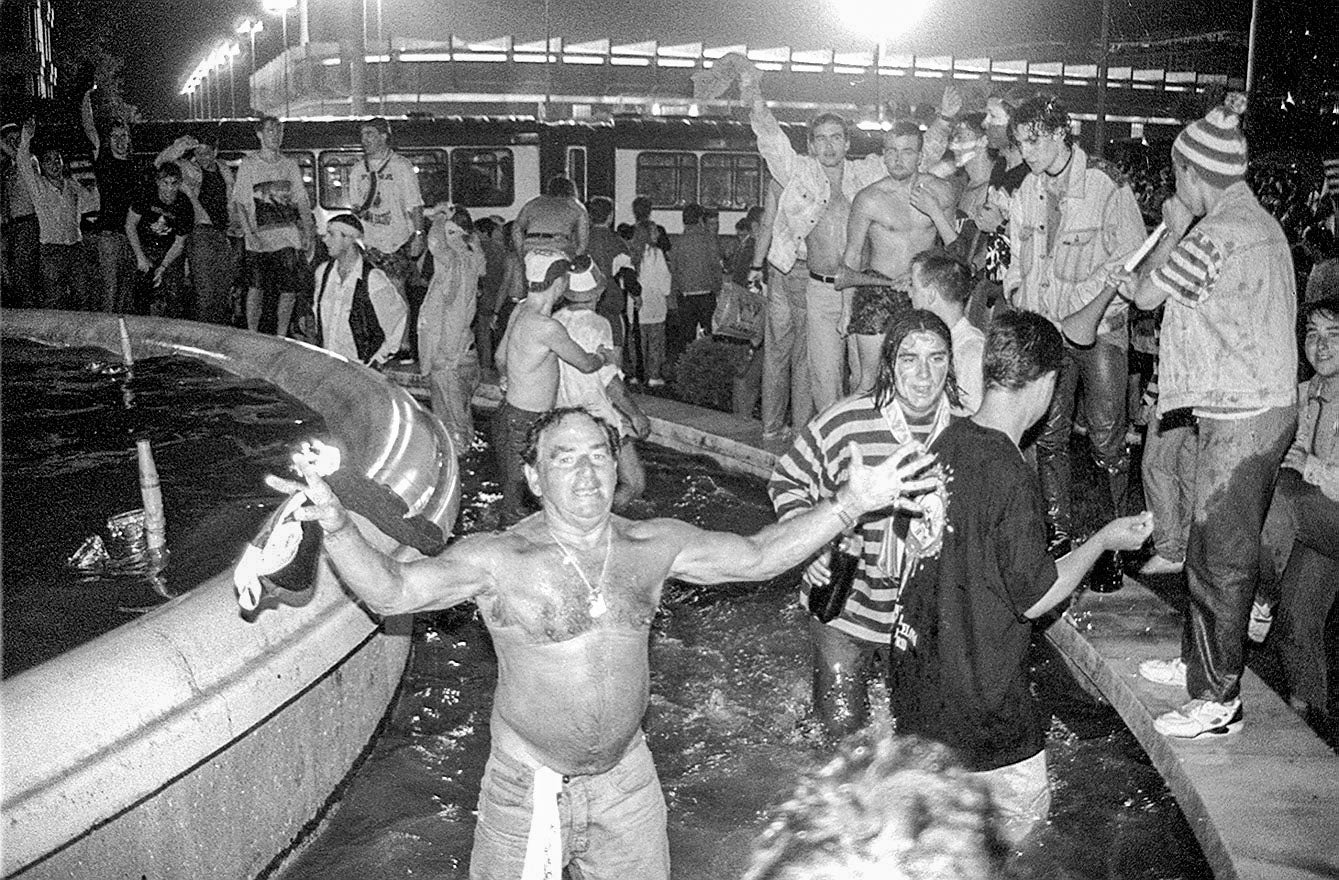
[808, 615, 884, 742]
[93, 231, 135, 314]
[761, 262, 813, 435]
[470, 734, 669, 880]
[1037, 339, 1130, 534]
[1142, 413, 1196, 562]
[493, 401, 544, 527]
[1182, 406, 1295, 703]
[428, 352, 481, 454]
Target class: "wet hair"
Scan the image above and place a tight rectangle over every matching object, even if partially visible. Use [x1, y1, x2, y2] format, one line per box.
[809, 112, 850, 141]
[745, 204, 766, 227]
[109, 119, 132, 137]
[911, 250, 972, 306]
[544, 175, 576, 197]
[632, 195, 653, 222]
[616, 222, 635, 241]
[155, 162, 183, 182]
[587, 196, 614, 225]
[520, 407, 621, 467]
[741, 726, 1007, 880]
[886, 120, 924, 148]
[871, 309, 962, 411]
[254, 115, 281, 132]
[1303, 295, 1339, 327]
[451, 206, 474, 234]
[475, 217, 498, 237]
[682, 202, 705, 227]
[1010, 94, 1071, 147]
[983, 310, 1063, 391]
[735, 216, 754, 234]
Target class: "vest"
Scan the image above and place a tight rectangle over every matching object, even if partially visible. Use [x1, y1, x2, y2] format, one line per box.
[197, 164, 229, 230]
[316, 258, 386, 364]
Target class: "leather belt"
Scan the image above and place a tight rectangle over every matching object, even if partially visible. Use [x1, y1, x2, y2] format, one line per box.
[808, 271, 838, 284]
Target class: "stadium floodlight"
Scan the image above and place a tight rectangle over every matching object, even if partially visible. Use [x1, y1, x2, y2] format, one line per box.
[834, 0, 932, 39]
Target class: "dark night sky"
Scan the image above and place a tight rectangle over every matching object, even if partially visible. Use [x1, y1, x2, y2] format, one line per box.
[52, 0, 1268, 118]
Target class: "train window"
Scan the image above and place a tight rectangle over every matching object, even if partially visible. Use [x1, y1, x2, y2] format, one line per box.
[318, 149, 449, 211]
[450, 148, 514, 208]
[700, 153, 763, 211]
[566, 146, 587, 202]
[636, 152, 698, 209]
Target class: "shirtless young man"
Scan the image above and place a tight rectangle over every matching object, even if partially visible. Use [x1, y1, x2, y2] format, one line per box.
[843, 122, 956, 394]
[493, 252, 614, 525]
[744, 67, 887, 416]
[512, 175, 590, 259]
[270, 406, 936, 880]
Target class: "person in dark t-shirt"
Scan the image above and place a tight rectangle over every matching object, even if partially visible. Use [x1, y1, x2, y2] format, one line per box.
[888, 310, 1152, 845]
[126, 163, 194, 317]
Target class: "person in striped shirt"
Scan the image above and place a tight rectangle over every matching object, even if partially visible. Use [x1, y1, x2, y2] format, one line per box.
[1121, 95, 1298, 740]
[769, 309, 959, 742]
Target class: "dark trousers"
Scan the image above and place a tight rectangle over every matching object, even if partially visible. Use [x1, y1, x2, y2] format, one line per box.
[808, 616, 885, 742]
[1272, 469, 1339, 719]
[92, 231, 136, 314]
[39, 242, 87, 310]
[1182, 406, 1295, 703]
[190, 226, 235, 325]
[680, 291, 717, 340]
[1037, 339, 1130, 534]
[3, 215, 40, 307]
[492, 401, 544, 527]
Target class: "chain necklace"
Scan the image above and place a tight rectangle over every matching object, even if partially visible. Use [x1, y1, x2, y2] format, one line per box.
[547, 523, 612, 618]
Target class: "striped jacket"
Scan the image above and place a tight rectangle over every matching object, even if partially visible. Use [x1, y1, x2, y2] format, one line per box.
[769, 395, 953, 644]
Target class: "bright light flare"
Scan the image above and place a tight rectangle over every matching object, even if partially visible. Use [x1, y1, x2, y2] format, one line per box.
[834, 0, 932, 39]
[262, 0, 296, 14]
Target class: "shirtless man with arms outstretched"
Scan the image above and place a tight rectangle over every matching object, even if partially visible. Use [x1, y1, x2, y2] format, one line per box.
[270, 407, 937, 880]
[493, 252, 614, 525]
[843, 122, 956, 393]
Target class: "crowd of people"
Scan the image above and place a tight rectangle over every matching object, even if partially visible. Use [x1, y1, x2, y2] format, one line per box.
[4, 66, 1336, 878]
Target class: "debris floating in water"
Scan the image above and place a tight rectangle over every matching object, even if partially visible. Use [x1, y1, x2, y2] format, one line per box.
[67, 535, 109, 571]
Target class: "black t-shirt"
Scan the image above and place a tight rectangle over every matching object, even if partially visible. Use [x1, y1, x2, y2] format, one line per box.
[93, 153, 142, 235]
[888, 419, 1058, 772]
[132, 191, 194, 262]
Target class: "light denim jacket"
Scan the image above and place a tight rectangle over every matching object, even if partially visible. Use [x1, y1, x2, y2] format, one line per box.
[1005, 145, 1146, 343]
[751, 108, 886, 274]
[1156, 182, 1297, 415]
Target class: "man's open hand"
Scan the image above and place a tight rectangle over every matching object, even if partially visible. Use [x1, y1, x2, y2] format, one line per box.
[839, 443, 938, 517]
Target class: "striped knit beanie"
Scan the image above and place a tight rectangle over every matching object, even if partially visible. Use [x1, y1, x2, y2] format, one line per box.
[1173, 93, 1248, 188]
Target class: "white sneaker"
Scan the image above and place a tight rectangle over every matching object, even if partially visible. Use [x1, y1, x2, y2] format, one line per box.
[1154, 698, 1243, 738]
[1138, 656, 1187, 687]
[1247, 600, 1273, 643]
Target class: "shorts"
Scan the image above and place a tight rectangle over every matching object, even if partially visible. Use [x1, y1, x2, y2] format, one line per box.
[247, 247, 307, 295]
[848, 285, 911, 335]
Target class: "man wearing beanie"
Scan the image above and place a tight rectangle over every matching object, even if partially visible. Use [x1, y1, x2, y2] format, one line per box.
[1004, 94, 1146, 562]
[1125, 94, 1298, 738]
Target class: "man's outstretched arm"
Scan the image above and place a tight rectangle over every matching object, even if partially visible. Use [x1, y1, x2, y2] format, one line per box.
[667, 444, 937, 584]
[269, 461, 494, 616]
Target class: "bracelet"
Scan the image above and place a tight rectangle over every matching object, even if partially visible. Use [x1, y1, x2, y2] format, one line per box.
[833, 500, 857, 531]
[323, 517, 354, 539]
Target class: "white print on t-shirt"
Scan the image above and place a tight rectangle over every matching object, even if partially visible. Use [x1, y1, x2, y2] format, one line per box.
[251, 179, 300, 231]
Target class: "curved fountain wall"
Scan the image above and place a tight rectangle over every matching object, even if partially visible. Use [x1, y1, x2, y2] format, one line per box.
[1, 311, 459, 880]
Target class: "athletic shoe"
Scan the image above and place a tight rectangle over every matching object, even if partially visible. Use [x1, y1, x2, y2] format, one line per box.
[1138, 656, 1187, 687]
[1247, 600, 1273, 643]
[1154, 698, 1243, 738]
[1138, 555, 1185, 576]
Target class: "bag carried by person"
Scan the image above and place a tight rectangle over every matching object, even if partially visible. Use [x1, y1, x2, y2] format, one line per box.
[712, 279, 765, 342]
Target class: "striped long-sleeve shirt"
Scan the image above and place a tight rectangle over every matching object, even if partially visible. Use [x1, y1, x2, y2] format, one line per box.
[769, 395, 953, 644]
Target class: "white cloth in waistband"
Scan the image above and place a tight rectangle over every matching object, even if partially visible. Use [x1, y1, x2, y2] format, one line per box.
[521, 765, 565, 880]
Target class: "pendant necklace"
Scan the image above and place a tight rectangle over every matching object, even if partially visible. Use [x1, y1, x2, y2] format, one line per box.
[548, 524, 613, 618]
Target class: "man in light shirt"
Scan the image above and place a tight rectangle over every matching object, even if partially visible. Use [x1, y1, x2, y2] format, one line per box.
[308, 213, 406, 368]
